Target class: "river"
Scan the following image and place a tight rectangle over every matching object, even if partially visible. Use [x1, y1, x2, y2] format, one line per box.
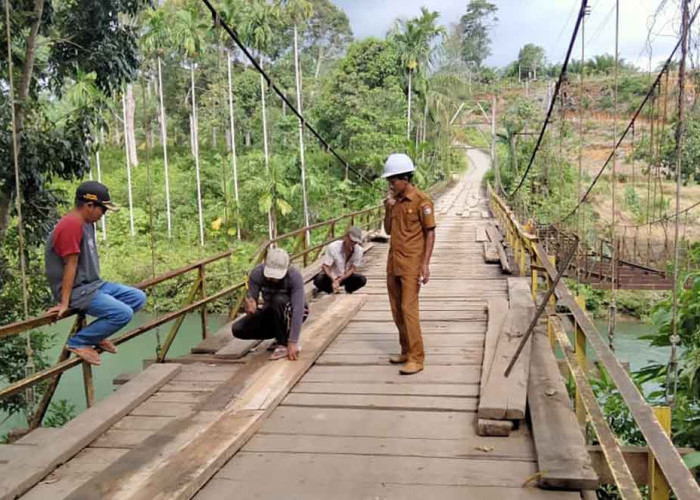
[1, 312, 228, 438]
[592, 318, 671, 372]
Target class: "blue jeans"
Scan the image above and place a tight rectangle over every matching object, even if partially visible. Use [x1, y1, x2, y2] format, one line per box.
[67, 282, 147, 348]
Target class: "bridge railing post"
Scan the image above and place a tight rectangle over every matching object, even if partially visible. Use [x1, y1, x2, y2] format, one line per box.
[198, 264, 208, 339]
[574, 295, 587, 430]
[649, 406, 671, 500]
[82, 361, 95, 408]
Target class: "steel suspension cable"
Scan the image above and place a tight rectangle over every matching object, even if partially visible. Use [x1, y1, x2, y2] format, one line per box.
[667, 0, 691, 407]
[509, 0, 588, 198]
[4, 0, 35, 406]
[560, 3, 700, 224]
[607, 0, 620, 352]
[199, 0, 374, 188]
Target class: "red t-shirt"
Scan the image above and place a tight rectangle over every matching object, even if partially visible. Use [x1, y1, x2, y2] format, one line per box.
[53, 214, 83, 257]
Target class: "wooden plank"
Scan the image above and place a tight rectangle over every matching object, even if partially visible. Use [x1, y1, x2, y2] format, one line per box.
[528, 329, 598, 490]
[342, 322, 486, 334]
[352, 310, 486, 322]
[495, 241, 512, 274]
[12, 427, 60, 446]
[291, 382, 479, 397]
[90, 429, 155, 449]
[214, 452, 539, 488]
[477, 419, 513, 437]
[190, 325, 232, 354]
[70, 294, 367, 500]
[334, 335, 485, 346]
[214, 338, 261, 360]
[245, 433, 531, 461]
[282, 393, 477, 412]
[130, 401, 197, 418]
[0, 363, 181, 500]
[303, 365, 480, 384]
[196, 478, 580, 499]
[316, 353, 482, 365]
[478, 279, 535, 421]
[325, 344, 483, 356]
[481, 299, 508, 398]
[111, 416, 176, 432]
[21, 448, 130, 500]
[475, 226, 488, 242]
[483, 242, 500, 263]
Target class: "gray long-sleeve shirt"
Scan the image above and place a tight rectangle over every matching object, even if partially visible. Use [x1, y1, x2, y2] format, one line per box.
[246, 264, 307, 343]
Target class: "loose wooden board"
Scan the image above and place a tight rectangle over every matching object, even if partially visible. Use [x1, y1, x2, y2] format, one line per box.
[291, 382, 480, 397]
[316, 353, 482, 365]
[481, 299, 509, 398]
[0, 363, 181, 500]
[214, 338, 261, 359]
[528, 329, 598, 490]
[475, 226, 489, 242]
[68, 294, 367, 500]
[303, 365, 480, 384]
[483, 242, 500, 263]
[282, 393, 478, 412]
[478, 279, 535, 421]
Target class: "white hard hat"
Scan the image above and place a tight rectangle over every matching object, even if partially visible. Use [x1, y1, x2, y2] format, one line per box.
[382, 153, 415, 178]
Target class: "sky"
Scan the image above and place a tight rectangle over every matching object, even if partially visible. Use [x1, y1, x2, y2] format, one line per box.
[333, 0, 688, 70]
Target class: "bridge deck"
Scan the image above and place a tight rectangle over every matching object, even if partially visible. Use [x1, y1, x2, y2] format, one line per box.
[194, 162, 581, 499]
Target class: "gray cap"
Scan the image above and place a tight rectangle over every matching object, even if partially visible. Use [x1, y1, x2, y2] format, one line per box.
[347, 226, 363, 244]
[263, 248, 290, 280]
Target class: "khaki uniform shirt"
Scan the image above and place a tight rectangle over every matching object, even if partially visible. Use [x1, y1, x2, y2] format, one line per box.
[386, 185, 436, 277]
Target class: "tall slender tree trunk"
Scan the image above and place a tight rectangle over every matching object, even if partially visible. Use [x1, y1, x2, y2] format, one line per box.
[125, 84, 138, 167]
[191, 63, 205, 246]
[96, 127, 107, 240]
[314, 46, 324, 80]
[294, 25, 310, 241]
[260, 61, 274, 240]
[157, 57, 172, 239]
[227, 53, 241, 240]
[406, 70, 412, 140]
[121, 93, 135, 237]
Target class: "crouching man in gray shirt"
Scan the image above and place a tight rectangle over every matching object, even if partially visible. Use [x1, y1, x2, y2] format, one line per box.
[232, 248, 309, 361]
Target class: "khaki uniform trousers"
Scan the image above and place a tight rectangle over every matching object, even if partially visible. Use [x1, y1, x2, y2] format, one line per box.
[387, 273, 424, 364]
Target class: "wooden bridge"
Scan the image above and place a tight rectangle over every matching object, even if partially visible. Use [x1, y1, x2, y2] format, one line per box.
[0, 150, 697, 500]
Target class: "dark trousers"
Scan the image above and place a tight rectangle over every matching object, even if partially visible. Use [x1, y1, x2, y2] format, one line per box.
[232, 295, 309, 344]
[313, 273, 367, 294]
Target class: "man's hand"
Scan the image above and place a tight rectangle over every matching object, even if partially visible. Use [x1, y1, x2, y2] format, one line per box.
[48, 303, 70, 320]
[244, 297, 257, 315]
[287, 342, 299, 360]
[332, 277, 342, 293]
[384, 191, 396, 208]
[421, 263, 431, 285]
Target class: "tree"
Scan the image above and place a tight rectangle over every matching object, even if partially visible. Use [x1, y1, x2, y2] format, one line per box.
[391, 8, 445, 141]
[304, 0, 353, 80]
[0, 0, 148, 249]
[142, 6, 174, 239]
[174, 1, 209, 246]
[240, 0, 279, 239]
[517, 43, 545, 80]
[459, 0, 498, 72]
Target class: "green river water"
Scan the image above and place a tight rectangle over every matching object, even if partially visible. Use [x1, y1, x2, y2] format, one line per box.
[2, 315, 667, 438]
[1, 312, 228, 437]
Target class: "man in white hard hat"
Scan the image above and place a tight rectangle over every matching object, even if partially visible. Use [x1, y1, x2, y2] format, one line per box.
[382, 153, 436, 375]
[313, 226, 367, 295]
[232, 248, 309, 361]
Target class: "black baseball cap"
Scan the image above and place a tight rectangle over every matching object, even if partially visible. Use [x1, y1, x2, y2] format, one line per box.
[75, 181, 119, 211]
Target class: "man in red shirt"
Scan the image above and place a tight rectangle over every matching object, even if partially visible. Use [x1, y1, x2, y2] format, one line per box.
[45, 181, 146, 365]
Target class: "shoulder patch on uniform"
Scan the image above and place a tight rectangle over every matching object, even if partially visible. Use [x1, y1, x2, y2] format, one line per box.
[422, 205, 432, 215]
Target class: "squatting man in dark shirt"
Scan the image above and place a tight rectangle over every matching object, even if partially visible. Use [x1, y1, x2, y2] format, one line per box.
[45, 181, 146, 366]
[232, 248, 309, 361]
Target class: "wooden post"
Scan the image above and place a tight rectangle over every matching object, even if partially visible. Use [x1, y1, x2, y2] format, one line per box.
[531, 253, 539, 301]
[302, 230, 309, 267]
[30, 314, 86, 429]
[519, 239, 527, 276]
[198, 265, 207, 339]
[158, 276, 202, 362]
[547, 315, 556, 350]
[82, 362, 95, 408]
[548, 255, 557, 308]
[649, 406, 671, 500]
[574, 295, 587, 429]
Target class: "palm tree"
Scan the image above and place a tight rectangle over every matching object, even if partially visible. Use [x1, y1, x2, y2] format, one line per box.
[174, 3, 208, 246]
[392, 8, 445, 141]
[219, 0, 244, 240]
[240, 0, 279, 239]
[282, 0, 313, 241]
[142, 6, 174, 239]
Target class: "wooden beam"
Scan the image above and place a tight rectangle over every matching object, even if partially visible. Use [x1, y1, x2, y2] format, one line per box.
[478, 279, 535, 420]
[0, 364, 181, 500]
[69, 294, 367, 500]
[528, 326, 598, 490]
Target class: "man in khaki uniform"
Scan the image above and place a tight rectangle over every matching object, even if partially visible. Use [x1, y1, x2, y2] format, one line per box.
[382, 154, 436, 375]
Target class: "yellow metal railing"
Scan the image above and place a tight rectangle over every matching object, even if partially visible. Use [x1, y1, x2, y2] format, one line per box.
[488, 184, 698, 500]
[0, 205, 384, 429]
